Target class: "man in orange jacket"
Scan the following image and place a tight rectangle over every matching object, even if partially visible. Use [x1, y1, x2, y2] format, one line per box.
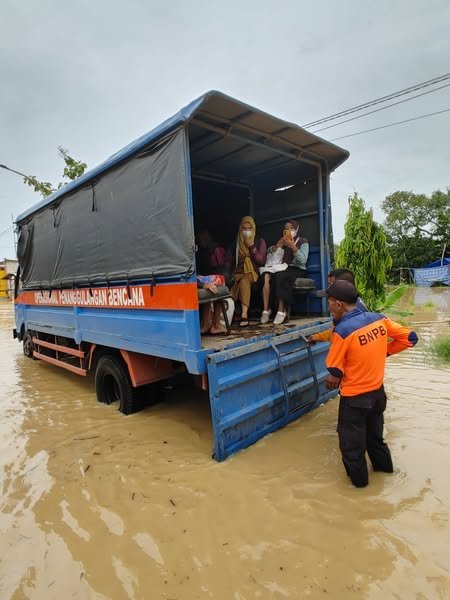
[325, 281, 418, 488]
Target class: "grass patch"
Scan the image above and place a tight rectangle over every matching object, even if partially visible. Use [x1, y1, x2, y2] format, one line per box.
[431, 336, 450, 362]
[422, 301, 435, 308]
[394, 317, 411, 326]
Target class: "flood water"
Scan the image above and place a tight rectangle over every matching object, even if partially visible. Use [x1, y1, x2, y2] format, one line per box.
[1, 287, 449, 599]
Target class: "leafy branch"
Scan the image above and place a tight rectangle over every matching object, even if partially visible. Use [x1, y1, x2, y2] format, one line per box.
[23, 147, 88, 198]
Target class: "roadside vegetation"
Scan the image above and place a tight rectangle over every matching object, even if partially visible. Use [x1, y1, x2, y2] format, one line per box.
[431, 336, 450, 363]
[336, 193, 392, 310]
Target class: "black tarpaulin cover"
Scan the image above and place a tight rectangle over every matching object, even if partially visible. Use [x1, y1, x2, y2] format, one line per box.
[17, 129, 194, 289]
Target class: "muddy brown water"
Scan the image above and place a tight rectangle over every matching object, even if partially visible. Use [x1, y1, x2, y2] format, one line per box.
[0, 287, 449, 599]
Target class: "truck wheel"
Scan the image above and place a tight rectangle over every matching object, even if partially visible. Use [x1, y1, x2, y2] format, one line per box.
[23, 332, 35, 359]
[95, 355, 137, 415]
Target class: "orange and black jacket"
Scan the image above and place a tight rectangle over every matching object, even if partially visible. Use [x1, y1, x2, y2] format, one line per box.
[326, 308, 418, 397]
[312, 297, 367, 343]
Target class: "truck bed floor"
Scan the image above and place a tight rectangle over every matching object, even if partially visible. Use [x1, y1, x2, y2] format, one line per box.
[201, 316, 329, 351]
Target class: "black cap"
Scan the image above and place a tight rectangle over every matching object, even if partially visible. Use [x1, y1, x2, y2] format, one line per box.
[326, 281, 358, 303]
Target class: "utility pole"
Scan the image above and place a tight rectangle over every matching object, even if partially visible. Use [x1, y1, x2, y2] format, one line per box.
[11, 212, 17, 255]
[1, 165, 23, 259]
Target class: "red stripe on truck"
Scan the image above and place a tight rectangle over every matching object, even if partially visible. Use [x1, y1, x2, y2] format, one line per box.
[15, 282, 199, 311]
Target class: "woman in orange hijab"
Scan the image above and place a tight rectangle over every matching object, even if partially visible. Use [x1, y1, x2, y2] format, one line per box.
[230, 216, 267, 327]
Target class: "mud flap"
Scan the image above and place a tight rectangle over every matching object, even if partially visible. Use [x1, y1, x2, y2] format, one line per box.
[207, 322, 337, 461]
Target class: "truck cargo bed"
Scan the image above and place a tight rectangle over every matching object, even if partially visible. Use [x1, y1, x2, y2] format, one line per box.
[201, 316, 329, 351]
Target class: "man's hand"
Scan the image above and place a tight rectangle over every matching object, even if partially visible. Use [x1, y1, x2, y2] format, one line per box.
[306, 335, 316, 345]
[203, 282, 218, 294]
[326, 374, 341, 390]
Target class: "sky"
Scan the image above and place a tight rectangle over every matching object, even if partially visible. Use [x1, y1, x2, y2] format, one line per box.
[1, 0, 449, 259]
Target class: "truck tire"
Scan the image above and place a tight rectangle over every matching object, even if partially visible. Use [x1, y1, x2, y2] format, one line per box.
[95, 355, 138, 415]
[23, 332, 35, 359]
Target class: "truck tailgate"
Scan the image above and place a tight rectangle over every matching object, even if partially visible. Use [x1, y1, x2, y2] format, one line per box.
[207, 321, 336, 461]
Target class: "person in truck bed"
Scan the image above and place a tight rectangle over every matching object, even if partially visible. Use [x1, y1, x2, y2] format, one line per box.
[229, 216, 267, 328]
[196, 230, 231, 335]
[324, 280, 418, 488]
[260, 219, 309, 326]
[196, 229, 231, 281]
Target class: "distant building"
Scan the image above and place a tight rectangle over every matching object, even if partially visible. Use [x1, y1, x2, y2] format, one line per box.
[0, 258, 18, 299]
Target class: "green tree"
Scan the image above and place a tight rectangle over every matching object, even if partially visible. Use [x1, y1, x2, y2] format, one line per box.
[382, 189, 450, 270]
[336, 193, 392, 310]
[24, 146, 88, 197]
[385, 233, 440, 273]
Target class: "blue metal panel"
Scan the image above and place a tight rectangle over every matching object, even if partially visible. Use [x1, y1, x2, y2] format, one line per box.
[316, 166, 327, 315]
[18, 299, 206, 372]
[292, 246, 325, 315]
[14, 304, 25, 335]
[207, 321, 335, 461]
[25, 306, 77, 336]
[323, 169, 332, 283]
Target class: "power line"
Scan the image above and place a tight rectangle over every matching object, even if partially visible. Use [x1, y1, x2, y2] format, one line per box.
[330, 107, 450, 141]
[311, 83, 450, 133]
[0, 226, 14, 240]
[305, 73, 450, 127]
[303, 72, 450, 128]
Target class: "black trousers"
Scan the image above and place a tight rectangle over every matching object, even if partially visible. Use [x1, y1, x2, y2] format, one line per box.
[270, 266, 307, 308]
[337, 385, 393, 488]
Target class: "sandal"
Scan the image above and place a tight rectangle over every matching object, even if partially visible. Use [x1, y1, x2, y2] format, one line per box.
[273, 311, 286, 326]
[239, 319, 249, 327]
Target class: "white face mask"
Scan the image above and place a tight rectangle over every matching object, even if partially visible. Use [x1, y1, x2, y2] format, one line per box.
[242, 229, 253, 238]
[290, 230, 296, 239]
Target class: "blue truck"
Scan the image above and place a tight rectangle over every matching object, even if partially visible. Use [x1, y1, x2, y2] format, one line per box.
[13, 91, 349, 461]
